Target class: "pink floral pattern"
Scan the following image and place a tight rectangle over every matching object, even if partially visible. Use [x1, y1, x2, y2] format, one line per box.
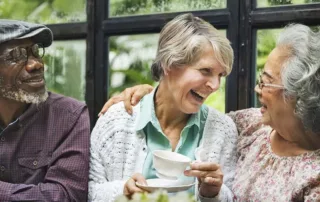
[228, 108, 320, 202]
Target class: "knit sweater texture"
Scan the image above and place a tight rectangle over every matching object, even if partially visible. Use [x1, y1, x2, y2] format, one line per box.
[89, 102, 238, 202]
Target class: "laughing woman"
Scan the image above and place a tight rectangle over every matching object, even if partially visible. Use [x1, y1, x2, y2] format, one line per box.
[101, 24, 320, 201]
[89, 13, 237, 202]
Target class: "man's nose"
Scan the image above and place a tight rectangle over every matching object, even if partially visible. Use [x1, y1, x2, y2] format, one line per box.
[25, 58, 44, 73]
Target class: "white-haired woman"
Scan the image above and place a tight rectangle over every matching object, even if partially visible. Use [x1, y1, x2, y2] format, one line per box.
[230, 24, 320, 201]
[89, 13, 237, 202]
[101, 24, 320, 201]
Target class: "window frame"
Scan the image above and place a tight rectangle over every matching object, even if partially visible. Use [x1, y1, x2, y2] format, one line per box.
[43, 0, 320, 127]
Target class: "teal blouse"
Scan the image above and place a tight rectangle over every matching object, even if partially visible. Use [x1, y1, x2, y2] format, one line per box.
[135, 88, 208, 188]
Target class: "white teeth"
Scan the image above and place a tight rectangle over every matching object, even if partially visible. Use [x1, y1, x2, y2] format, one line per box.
[193, 91, 206, 98]
[25, 79, 42, 83]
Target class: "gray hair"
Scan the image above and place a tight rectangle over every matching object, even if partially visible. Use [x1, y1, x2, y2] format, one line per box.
[277, 24, 320, 134]
[151, 13, 234, 81]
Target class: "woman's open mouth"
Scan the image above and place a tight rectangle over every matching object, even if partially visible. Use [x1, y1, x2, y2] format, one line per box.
[259, 100, 267, 114]
[190, 89, 205, 102]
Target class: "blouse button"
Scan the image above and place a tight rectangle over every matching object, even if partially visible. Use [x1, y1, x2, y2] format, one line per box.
[33, 161, 38, 166]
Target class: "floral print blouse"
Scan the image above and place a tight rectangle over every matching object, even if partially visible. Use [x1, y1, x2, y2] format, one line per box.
[228, 108, 320, 202]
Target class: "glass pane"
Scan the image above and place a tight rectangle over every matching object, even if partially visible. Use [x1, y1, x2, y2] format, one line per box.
[257, 0, 320, 7]
[204, 77, 226, 112]
[44, 40, 86, 101]
[0, 0, 86, 23]
[110, 0, 226, 17]
[109, 31, 226, 112]
[255, 29, 281, 106]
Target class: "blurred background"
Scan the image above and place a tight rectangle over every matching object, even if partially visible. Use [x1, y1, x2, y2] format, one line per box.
[1, 0, 319, 125]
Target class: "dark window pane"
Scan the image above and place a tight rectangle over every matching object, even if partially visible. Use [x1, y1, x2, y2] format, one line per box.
[109, 32, 226, 112]
[110, 0, 226, 17]
[257, 0, 320, 7]
[0, 0, 86, 23]
[44, 40, 86, 101]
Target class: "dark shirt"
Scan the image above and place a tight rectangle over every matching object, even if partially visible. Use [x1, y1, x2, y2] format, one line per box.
[0, 92, 90, 202]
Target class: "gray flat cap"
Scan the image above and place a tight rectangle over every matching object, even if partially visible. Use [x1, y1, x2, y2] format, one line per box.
[0, 19, 53, 47]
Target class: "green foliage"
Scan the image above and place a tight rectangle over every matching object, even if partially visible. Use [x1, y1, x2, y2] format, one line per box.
[43, 41, 86, 101]
[204, 78, 226, 112]
[267, 0, 292, 5]
[262, 0, 320, 6]
[0, 0, 86, 23]
[110, 0, 225, 16]
[256, 29, 278, 73]
[115, 190, 196, 202]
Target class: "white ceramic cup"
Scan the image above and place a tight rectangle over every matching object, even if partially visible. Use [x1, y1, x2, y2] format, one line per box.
[153, 150, 191, 179]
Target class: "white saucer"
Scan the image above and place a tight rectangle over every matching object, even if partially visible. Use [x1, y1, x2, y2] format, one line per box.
[136, 179, 194, 193]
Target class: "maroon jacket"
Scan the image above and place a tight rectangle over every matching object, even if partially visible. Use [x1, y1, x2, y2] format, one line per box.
[0, 92, 90, 202]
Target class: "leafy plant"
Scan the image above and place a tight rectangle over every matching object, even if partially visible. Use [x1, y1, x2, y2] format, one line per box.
[115, 190, 196, 202]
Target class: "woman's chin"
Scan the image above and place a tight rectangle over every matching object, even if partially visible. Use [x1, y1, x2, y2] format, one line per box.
[260, 115, 271, 126]
[181, 103, 202, 114]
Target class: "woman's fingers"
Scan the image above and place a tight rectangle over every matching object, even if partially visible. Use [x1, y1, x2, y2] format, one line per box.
[185, 162, 221, 176]
[184, 162, 224, 198]
[190, 162, 220, 171]
[126, 177, 144, 193]
[123, 88, 135, 114]
[99, 84, 154, 116]
[123, 173, 147, 198]
[123, 84, 154, 114]
[131, 173, 148, 186]
[123, 173, 148, 197]
[202, 176, 223, 186]
[185, 169, 222, 179]
[131, 84, 154, 105]
[98, 94, 124, 116]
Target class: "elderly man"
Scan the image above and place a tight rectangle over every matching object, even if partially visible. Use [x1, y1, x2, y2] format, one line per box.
[0, 20, 90, 201]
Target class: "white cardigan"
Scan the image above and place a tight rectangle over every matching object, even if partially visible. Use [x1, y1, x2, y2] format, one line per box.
[89, 102, 238, 202]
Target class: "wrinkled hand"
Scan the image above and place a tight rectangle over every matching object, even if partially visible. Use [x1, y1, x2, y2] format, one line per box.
[98, 84, 154, 116]
[123, 173, 148, 198]
[184, 162, 223, 198]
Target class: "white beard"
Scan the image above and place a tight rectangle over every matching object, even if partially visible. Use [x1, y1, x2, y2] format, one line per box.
[0, 87, 48, 104]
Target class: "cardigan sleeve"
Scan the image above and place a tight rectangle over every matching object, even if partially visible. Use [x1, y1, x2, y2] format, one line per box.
[88, 103, 140, 202]
[196, 108, 238, 202]
[88, 111, 123, 202]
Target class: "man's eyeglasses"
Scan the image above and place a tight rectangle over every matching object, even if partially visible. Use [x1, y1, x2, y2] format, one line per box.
[0, 44, 45, 64]
[257, 74, 284, 90]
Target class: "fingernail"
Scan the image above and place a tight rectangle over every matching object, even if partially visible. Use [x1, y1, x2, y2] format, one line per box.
[191, 161, 198, 165]
[131, 100, 135, 105]
[204, 178, 211, 183]
[98, 113, 102, 117]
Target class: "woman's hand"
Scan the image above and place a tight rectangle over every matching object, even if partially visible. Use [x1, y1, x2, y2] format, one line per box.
[123, 173, 148, 198]
[184, 162, 223, 198]
[98, 84, 154, 116]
